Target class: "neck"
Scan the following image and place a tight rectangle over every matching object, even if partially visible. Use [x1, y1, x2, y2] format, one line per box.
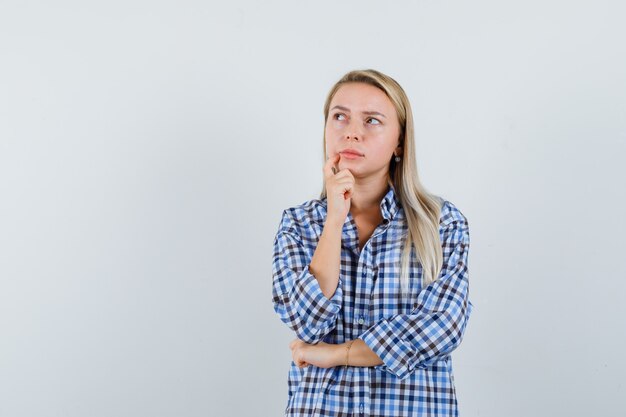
[349, 173, 390, 215]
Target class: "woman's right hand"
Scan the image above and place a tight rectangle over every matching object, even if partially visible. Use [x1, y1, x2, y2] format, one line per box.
[324, 153, 355, 224]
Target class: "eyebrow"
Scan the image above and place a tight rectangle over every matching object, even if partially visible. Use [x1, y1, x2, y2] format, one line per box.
[330, 105, 387, 119]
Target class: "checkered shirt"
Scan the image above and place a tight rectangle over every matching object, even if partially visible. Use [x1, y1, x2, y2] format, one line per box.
[271, 185, 474, 416]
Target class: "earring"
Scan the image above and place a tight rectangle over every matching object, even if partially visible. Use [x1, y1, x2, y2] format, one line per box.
[395, 155, 401, 162]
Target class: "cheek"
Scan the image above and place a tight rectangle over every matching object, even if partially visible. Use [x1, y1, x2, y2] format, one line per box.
[327, 120, 345, 133]
[325, 135, 341, 151]
[367, 147, 394, 166]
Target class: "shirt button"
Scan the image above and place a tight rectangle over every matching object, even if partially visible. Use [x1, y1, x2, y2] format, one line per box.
[359, 403, 364, 413]
[358, 316, 365, 325]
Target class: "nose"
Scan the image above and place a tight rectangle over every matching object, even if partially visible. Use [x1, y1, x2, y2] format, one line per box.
[345, 122, 362, 141]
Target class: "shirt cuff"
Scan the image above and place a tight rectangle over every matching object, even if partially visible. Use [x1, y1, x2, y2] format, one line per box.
[358, 319, 416, 380]
[290, 264, 343, 335]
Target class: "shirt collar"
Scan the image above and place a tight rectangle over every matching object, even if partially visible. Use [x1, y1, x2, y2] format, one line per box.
[314, 182, 402, 225]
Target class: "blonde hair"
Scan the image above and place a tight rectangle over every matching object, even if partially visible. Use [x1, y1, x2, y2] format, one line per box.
[319, 69, 444, 297]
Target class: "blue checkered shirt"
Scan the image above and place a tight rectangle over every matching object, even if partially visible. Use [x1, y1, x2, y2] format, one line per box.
[271, 185, 474, 416]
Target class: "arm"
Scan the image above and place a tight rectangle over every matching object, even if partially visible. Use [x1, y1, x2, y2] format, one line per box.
[271, 209, 345, 344]
[309, 211, 344, 300]
[337, 339, 384, 367]
[357, 216, 474, 380]
[289, 338, 384, 369]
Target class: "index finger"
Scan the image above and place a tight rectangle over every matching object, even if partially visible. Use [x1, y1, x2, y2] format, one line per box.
[324, 153, 340, 178]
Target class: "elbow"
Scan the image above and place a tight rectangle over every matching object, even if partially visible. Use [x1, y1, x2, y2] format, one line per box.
[444, 300, 473, 355]
[295, 328, 326, 345]
[271, 297, 338, 345]
[414, 309, 470, 370]
[391, 366, 414, 381]
[295, 310, 339, 344]
[290, 319, 334, 345]
[378, 355, 416, 381]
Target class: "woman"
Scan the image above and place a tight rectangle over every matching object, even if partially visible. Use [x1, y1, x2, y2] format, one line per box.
[271, 69, 474, 417]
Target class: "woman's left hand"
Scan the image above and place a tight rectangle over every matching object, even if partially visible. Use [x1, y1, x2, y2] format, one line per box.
[289, 338, 339, 369]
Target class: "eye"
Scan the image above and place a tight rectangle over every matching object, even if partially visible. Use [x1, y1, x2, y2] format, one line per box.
[333, 113, 346, 121]
[367, 117, 381, 125]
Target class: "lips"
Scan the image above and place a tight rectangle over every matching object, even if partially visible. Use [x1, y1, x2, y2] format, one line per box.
[340, 149, 364, 156]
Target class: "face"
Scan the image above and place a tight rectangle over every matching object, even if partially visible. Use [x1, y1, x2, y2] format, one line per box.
[325, 82, 402, 179]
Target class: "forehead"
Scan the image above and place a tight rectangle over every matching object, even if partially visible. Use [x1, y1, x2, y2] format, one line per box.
[330, 82, 395, 113]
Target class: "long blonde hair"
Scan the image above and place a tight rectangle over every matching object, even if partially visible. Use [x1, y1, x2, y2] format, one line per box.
[319, 69, 444, 296]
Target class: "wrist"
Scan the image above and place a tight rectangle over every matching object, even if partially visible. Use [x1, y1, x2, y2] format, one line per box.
[324, 215, 345, 231]
[335, 340, 356, 368]
[333, 342, 347, 367]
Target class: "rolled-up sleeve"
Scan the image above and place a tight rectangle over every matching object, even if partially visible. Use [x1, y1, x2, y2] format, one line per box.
[271, 210, 343, 344]
[358, 216, 474, 380]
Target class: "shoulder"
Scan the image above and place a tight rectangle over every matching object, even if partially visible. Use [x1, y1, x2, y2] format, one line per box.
[438, 197, 469, 230]
[277, 197, 326, 237]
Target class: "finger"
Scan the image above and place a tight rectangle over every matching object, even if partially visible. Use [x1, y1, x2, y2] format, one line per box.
[339, 167, 355, 181]
[324, 153, 339, 177]
[324, 153, 341, 179]
[296, 358, 309, 368]
[335, 178, 353, 192]
[332, 168, 355, 183]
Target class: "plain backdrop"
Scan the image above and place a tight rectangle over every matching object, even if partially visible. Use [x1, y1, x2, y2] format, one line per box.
[1, 1, 625, 416]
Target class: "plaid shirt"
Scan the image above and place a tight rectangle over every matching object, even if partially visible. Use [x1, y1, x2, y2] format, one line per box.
[271, 184, 474, 417]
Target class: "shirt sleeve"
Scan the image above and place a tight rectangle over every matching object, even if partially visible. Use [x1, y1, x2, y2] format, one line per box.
[271, 210, 343, 344]
[357, 215, 474, 380]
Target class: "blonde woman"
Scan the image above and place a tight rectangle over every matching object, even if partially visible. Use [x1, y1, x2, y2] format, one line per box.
[271, 69, 474, 417]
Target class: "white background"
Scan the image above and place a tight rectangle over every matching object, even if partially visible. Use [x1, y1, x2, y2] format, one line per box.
[1, 1, 625, 416]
